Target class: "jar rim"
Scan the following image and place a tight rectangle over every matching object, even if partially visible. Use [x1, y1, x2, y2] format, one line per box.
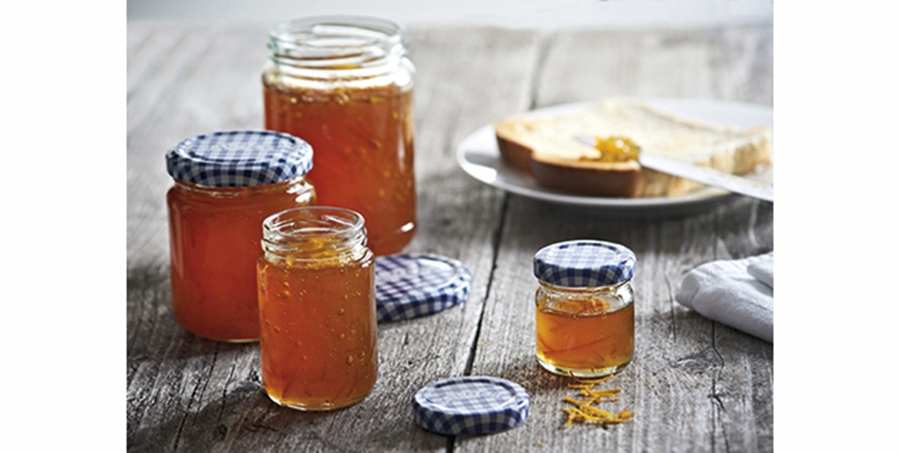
[270, 16, 402, 43]
[268, 15, 405, 76]
[263, 206, 364, 240]
[261, 206, 369, 263]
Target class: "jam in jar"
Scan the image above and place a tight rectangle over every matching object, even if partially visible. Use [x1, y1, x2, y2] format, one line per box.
[166, 130, 315, 342]
[257, 206, 377, 410]
[263, 16, 416, 255]
[533, 240, 636, 377]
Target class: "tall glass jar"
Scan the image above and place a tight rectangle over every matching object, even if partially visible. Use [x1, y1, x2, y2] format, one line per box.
[533, 240, 636, 378]
[263, 16, 416, 255]
[257, 206, 377, 411]
[166, 131, 315, 342]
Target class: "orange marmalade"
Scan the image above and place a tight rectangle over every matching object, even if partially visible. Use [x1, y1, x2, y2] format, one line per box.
[591, 135, 640, 162]
[257, 207, 377, 410]
[165, 131, 315, 342]
[263, 16, 416, 255]
[536, 288, 634, 376]
[533, 240, 636, 378]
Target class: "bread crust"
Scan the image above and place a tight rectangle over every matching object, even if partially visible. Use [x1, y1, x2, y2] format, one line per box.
[495, 130, 536, 175]
[529, 154, 641, 197]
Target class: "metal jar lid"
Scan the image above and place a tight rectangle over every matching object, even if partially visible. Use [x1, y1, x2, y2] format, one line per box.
[534, 240, 636, 287]
[413, 376, 530, 436]
[166, 130, 313, 187]
[375, 254, 471, 322]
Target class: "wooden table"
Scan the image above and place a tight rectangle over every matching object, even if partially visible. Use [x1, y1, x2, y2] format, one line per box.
[128, 22, 773, 452]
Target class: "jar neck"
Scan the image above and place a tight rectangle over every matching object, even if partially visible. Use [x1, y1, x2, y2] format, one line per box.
[261, 206, 370, 266]
[538, 280, 629, 298]
[173, 177, 309, 199]
[267, 16, 407, 81]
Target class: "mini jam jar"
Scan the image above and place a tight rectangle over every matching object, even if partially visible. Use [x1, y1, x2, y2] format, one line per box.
[257, 206, 377, 411]
[533, 240, 636, 378]
[166, 130, 315, 342]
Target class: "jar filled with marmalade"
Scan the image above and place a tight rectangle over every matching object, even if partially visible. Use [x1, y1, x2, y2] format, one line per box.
[533, 240, 636, 378]
[257, 206, 377, 411]
[166, 130, 315, 342]
[263, 16, 416, 255]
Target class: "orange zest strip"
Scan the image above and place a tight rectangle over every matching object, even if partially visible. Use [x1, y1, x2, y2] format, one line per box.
[560, 379, 633, 428]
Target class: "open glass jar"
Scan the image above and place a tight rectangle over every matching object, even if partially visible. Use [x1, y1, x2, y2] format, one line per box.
[166, 131, 315, 342]
[533, 240, 636, 378]
[257, 206, 377, 411]
[263, 16, 416, 255]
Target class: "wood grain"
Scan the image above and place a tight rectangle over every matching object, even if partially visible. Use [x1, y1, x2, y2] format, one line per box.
[127, 22, 773, 452]
[457, 26, 773, 453]
[127, 23, 541, 452]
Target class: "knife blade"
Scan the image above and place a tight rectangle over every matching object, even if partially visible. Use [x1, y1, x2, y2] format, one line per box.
[574, 135, 773, 202]
[638, 153, 773, 202]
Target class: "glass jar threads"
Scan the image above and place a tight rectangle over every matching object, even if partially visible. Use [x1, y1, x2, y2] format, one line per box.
[166, 130, 315, 342]
[263, 16, 417, 255]
[257, 206, 377, 411]
[533, 240, 636, 378]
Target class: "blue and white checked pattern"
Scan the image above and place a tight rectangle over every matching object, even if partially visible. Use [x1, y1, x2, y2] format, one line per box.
[166, 130, 313, 187]
[375, 254, 471, 322]
[534, 240, 636, 287]
[413, 376, 529, 436]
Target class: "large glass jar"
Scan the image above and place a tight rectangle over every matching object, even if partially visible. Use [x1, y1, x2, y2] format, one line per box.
[257, 206, 377, 411]
[533, 240, 636, 378]
[166, 131, 315, 342]
[263, 16, 416, 255]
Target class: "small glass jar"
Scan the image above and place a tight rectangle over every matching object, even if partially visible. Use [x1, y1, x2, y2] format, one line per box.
[257, 206, 377, 411]
[263, 16, 417, 255]
[166, 131, 315, 342]
[533, 240, 636, 378]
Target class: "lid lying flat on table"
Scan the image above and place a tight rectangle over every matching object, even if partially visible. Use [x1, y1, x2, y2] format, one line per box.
[166, 130, 313, 187]
[534, 239, 636, 287]
[413, 376, 530, 436]
[375, 254, 471, 322]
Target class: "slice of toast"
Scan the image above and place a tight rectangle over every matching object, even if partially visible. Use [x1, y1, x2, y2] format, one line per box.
[494, 99, 771, 197]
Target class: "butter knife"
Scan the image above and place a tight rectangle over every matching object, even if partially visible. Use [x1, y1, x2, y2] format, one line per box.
[575, 135, 773, 202]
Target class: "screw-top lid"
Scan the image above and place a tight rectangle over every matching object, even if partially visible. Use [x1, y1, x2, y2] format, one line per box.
[166, 130, 313, 187]
[533, 240, 636, 287]
[375, 254, 471, 322]
[413, 376, 530, 436]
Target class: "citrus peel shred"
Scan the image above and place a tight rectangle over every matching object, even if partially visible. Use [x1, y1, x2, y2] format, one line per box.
[561, 378, 633, 428]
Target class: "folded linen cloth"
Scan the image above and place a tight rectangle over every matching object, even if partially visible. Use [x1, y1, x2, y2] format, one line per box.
[676, 253, 773, 342]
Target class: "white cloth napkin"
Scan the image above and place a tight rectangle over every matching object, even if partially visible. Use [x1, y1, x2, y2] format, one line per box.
[675, 253, 773, 342]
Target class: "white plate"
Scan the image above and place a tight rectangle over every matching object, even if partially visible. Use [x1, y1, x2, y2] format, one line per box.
[456, 98, 773, 212]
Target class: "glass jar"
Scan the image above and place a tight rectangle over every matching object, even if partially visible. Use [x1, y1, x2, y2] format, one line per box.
[166, 131, 315, 342]
[533, 240, 636, 378]
[257, 206, 377, 411]
[262, 16, 417, 256]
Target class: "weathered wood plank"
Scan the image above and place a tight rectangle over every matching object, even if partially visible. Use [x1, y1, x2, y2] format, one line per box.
[126, 23, 541, 452]
[127, 22, 773, 453]
[457, 26, 773, 453]
[533, 26, 773, 107]
[127, 25, 270, 453]
[710, 199, 773, 453]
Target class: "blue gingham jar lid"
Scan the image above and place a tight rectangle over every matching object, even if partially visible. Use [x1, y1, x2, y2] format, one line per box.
[375, 254, 471, 323]
[413, 376, 529, 436]
[534, 240, 636, 287]
[166, 130, 313, 187]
